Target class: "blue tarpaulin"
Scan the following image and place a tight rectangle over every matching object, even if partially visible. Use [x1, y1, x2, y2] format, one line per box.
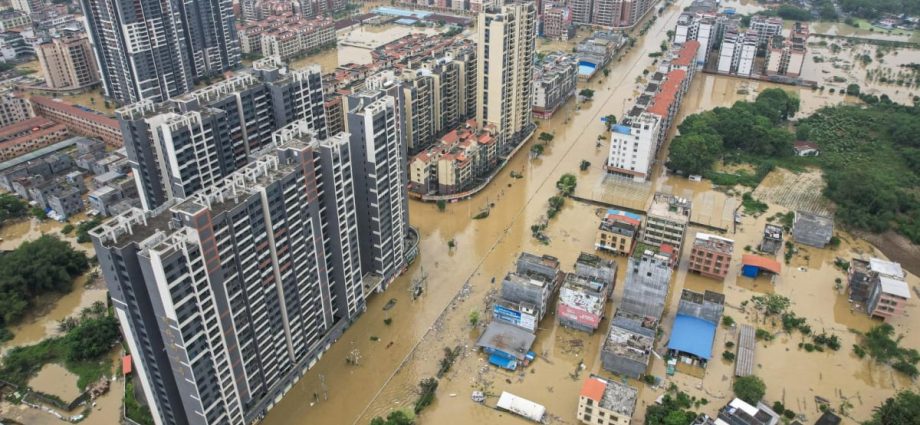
[668, 315, 716, 360]
[489, 354, 518, 370]
[612, 124, 632, 135]
[741, 264, 761, 278]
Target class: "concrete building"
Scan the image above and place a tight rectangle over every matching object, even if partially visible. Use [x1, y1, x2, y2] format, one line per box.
[36, 31, 100, 90]
[848, 257, 905, 306]
[867, 276, 911, 321]
[749, 16, 784, 46]
[688, 233, 734, 280]
[607, 42, 696, 181]
[673, 12, 721, 65]
[600, 310, 656, 378]
[595, 209, 641, 255]
[582, 0, 657, 28]
[557, 273, 608, 333]
[764, 22, 808, 78]
[344, 90, 410, 292]
[0, 117, 70, 161]
[619, 246, 673, 320]
[717, 25, 758, 76]
[11, 0, 44, 14]
[0, 90, 33, 128]
[717, 398, 781, 425]
[477, 2, 537, 155]
[541, 4, 574, 41]
[575, 31, 625, 81]
[570, 0, 593, 25]
[791, 211, 834, 248]
[0, 10, 30, 32]
[578, 375, 638, 425]
[533, 52, 577, 119]
[408, 121, 498, 196]
[759, 224, 783, 254]
[238, 14, 335, 60]
[642, 192, 691, 256]
[90, 131, 370, 425]
[81, 0, 241, 104]
[117, 62, 326, 210]
[0, 31, 33, 61]
[667, 289, 724, 368]
[30, 96, 122, 146]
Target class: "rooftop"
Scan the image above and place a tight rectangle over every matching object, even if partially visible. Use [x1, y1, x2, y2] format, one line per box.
[558, 274, 606, 316]
[581, 375, 638, 417]
[868, 258, 905, 279]
[476, 321, 536, 360]
[648, 192, 691, 223]
[879, 276, 911, 299]
[693, 233, 734, 254]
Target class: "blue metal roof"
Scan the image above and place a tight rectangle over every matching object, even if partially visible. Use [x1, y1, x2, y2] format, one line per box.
[489, 354, 518, 370]
[668, 315, 716, 360]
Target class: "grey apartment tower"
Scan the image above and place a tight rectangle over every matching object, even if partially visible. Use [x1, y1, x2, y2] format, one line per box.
[118, 60, 326, 211]
[91, 127, 380, 425]
[345, 89, 410, 291]
[81, 0, 241, 104]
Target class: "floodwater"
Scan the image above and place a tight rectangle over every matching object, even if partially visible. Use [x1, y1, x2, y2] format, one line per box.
[0, 215, 104, 353]
[1, 272, 108, 355]
[196, 1, 920, 424]
[30, 364, 81, 401]
[803, 42, 920, 105]
[810, 21, 917, 43]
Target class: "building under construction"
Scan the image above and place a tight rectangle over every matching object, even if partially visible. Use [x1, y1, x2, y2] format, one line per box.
[600, 310, 657, 379]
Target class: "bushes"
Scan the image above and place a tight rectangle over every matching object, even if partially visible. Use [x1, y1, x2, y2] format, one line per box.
[0, 235, 89, 334]
[853, 324, 920, 377]
[556, 174, 577, 196]
[0, 194, 28, 226]
[733, 375, 766, 404]
[547, 196, 565, 218]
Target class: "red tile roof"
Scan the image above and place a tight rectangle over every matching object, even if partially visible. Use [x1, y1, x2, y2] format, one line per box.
[580, 377, 606, 402]
[647, 70, 686, 118]
[673, 40, 700, 67]
[30, 95, 119, 129]
[0, 116, 56, 139]
[741, 254, 782, 274]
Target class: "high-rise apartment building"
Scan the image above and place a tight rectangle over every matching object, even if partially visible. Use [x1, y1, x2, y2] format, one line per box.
[36, 31, 101, 90]
[118, 61, 325, 210]
[345, 90, 409, 291]
[81, 0, 241, 104]
[575, 0, 656, 28]
[91, 128, 365, 425]
[477, 2, 537, 154]
[717, 25, 758, 76]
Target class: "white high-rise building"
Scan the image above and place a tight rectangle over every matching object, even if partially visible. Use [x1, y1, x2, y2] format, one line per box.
[606, 112, 661, 181]
[477, 1, 537, 154]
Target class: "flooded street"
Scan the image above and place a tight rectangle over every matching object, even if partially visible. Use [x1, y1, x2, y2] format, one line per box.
[259, 2, 920, 425]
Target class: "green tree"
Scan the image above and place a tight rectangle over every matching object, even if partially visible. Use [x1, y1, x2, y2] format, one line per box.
[863, 391, 920, 425]
[579, 89, 595, 100]
[846, 84, 861, 96]
[733, 376, 766, 404]
[370, 410, 414, 425]
[667, 133, 723, 175]
[556, 174, 577, 196]
[468, 311, 480, 326]
[795, 123, 812, 141]
[0, 194, 28, 225]
[531, 144, 545, 157]
[64, 315, 120, 361]
[538, 132, 554, 142]
[436, 200, 446, 212]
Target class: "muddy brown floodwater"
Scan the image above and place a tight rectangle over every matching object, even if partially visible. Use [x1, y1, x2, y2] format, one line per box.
[259, 4, 920, 425]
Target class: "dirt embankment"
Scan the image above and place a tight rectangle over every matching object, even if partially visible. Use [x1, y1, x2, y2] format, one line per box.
[860, 230, 920, 277]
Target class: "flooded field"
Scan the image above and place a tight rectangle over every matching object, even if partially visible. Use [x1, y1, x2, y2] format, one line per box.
[29, 364, 81, 401]
[803, 42, 920, 105]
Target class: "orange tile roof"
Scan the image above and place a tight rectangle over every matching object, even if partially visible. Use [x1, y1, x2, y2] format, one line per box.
[442, 130, 459, 144]
[741, 254, 782, 274]
[647, 70, 686, 118]
[580, 377, 606, 402]
[673, 40, 700, 67]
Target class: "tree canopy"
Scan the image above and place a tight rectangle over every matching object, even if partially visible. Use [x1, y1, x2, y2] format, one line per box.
[0, 235, 89, 328]
[863, 390, 920, 425]
[733, 375, 766, 405]
[0, 194, 28, 225]
[839, 0, 920, 19]
[645, 389, 696, 425]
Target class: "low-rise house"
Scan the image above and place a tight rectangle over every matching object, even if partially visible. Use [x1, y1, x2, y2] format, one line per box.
[533, 52, 577, 119]
[688, 233, 734, 280]
[601, 310, 656, 378]
[759, 224, 783, 254]
[792, 211, 834, 248]
[557, 273, 608, 333]
[847, 257, 905, 306]
[666, 290, 724, 370]
[642, 193, 692, 259]
[578, 375, 638, 425]
[867, 275, 911, 321]
[0, 116, 70, 161]
[408, 121, 499, 196]
[717, 398, 780, 425]
[595, 209, 641, 255]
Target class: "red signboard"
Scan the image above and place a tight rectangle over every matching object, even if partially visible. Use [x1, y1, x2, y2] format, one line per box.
[557, 304, 601, 328]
